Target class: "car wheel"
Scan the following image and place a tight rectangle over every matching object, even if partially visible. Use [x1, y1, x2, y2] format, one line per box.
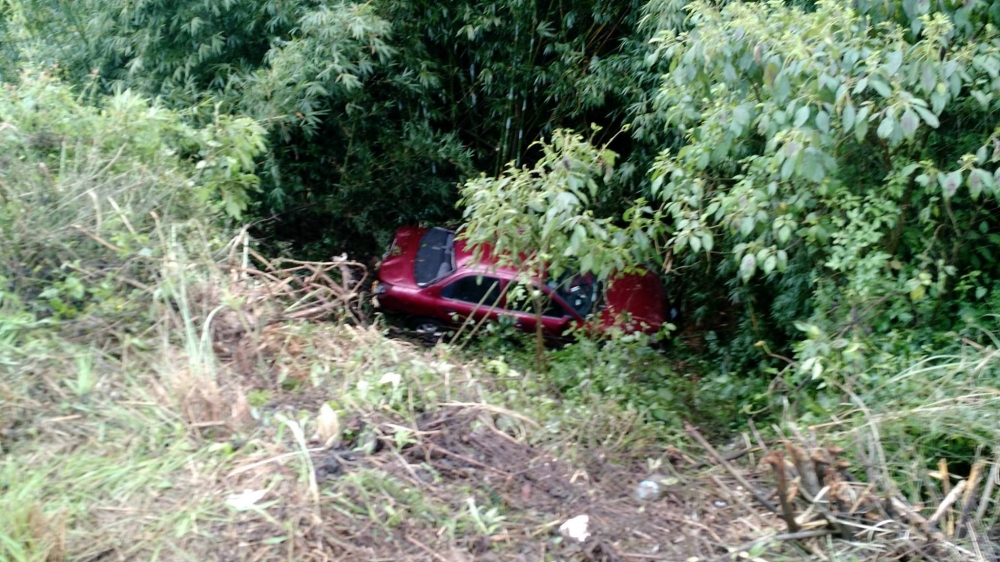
[411, 317, 445, 336]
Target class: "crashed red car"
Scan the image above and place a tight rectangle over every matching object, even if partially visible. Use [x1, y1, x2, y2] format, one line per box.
[373, 226, 668, 338]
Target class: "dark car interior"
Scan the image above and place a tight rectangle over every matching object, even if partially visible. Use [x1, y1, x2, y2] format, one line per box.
[414, 227, 456, 286]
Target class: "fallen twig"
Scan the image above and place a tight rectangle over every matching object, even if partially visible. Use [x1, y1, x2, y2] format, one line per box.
[759, 451, 800, 532]
[685, 422, 779, 515]
[957, 461, 985, 538]
[974, 450, 1000, 524]
[928, 480, 967, 529]
[404, 535, 449, 562]
[425, 442, 510, 475]
[708, 474, 769, 530]
[438, 401, 541, 429]
[693, 446, 761, 469]
[711, 530, 833, 562]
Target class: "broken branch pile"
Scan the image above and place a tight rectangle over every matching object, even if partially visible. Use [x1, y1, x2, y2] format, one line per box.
[225, 229, 369, 325]
[685, 422, 997, 561]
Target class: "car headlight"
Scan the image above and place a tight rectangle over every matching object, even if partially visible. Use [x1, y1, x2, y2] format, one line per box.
[374, 282, 390, 295]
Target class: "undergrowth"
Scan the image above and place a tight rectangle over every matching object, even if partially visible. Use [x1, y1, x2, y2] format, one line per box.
[2, 69, 1000, 561]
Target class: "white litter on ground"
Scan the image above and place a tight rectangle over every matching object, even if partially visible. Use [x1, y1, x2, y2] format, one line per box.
[559, 514, 591, 542]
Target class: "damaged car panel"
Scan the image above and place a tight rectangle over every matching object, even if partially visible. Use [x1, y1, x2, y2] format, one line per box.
[375, 226, 668, 338]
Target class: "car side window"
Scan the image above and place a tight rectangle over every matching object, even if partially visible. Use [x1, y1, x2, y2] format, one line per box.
[441, 275, 502, 306]
[505, 283, 569, 318]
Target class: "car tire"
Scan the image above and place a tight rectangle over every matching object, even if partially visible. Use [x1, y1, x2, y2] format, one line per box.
[410, 317, 445, 337]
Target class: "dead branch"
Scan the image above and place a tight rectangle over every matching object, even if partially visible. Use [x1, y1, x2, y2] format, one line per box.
[928, 480, 967, 529]
[685, 422, 779, 515]
[760, 451, 800, 532]
[974, 451, 1000, 524]
[711, 530, 833, 562]
[693, 446, 761, 469]
[957, 461, 985, 538]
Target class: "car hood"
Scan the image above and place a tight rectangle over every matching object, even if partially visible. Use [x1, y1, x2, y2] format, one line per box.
[377, 226, 428, 287]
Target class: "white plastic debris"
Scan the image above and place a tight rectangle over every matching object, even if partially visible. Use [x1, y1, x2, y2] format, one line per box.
[314, 403, 341, 448]
[636, 474, 679, 501]
[225, 489, 266, 511]
[635, 479, 662, 501]
[378, 372, 402, 389]
[559, 514, 591, 542]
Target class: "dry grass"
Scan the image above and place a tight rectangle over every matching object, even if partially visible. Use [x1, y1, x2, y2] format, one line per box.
[2, 230, 999, 562]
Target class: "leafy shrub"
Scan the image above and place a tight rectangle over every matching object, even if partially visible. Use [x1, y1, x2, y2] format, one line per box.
[639, 0, 1000, 373]
[0, 69, 265, 318]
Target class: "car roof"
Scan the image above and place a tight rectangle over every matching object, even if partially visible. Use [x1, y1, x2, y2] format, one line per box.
[419, 226, 577, 284]
[451, 237, 523, 279]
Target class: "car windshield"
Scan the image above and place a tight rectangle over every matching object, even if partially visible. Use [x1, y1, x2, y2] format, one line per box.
[414, 227, 455, 287]
[546, 274, 601, 317]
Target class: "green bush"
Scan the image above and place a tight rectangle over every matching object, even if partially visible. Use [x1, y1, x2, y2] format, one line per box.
[0, 69, 265, 318]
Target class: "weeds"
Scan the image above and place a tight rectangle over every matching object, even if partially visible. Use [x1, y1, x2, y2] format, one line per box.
[3, 69, 999, 562]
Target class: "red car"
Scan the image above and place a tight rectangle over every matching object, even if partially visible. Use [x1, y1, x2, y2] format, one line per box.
[373, 226, 668, 339]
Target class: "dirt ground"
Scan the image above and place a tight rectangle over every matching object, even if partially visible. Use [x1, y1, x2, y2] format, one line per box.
[210, 407, 771, 562]
[187, 320, 994, 562]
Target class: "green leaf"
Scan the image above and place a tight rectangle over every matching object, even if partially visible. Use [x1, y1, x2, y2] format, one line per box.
[876, 115, 895, 139]
[972, 90, 993, 109]
[969, 172, 983, 200]
[689, 235, 702, 252]
[780, 156, 796, 179]
[800, 155, 824, 183]
[871, 77, 893, 98]
[733, 105, 750, 127]
[794, 105, 810, 127]
[778, 225, 791, 244]
[886, 50, 903, 76]
[842, 102, 856, 131]
[913, 105, 939, 128]
[815, 110, 830, 134]
[763, 255, 777, 275]
[748, 540, 770, 557]
[976, 286, 988, 299]
[969, 169, 994, 199]
[938, 170, 963, 197]
[701, 233, 714, 252]
[651, 175, 664, 197]
[739, 254, 757, 282]
[931, 91, 947, 114]
[854, 116, 869, 142]
[900, 109, 919, 139]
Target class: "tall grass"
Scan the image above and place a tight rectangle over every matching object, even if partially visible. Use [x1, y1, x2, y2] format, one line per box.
[2, 67, 998, 562]
[823, 344, 1000, 509]
[0, 69, 259, 560]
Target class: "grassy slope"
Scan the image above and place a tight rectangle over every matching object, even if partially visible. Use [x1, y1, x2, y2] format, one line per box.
[1, 306, 701, 561]
[2, 71, 999, 562]
[5, 298, 1000, 561]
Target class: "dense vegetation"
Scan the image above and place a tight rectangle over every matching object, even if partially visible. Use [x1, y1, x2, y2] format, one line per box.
[5, 0, 1000, 388]
[3, 0, 1000, 558]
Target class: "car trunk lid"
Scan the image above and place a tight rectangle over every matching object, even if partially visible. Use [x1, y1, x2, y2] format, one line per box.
[600, 271, 666, 333]
[377, 226, 427, 286]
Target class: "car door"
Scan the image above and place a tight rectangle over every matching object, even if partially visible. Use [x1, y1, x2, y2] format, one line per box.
[501, 281, 574, 336]
[437, 273, 505, 327]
